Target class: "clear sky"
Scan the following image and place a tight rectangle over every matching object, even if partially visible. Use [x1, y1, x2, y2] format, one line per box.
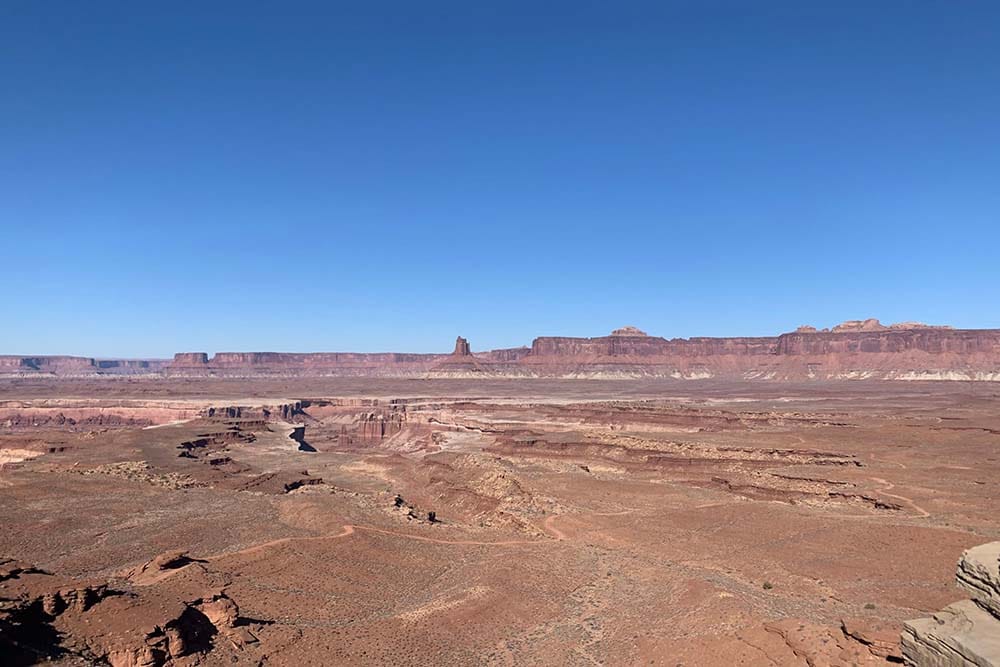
[3, 2, 998, 357]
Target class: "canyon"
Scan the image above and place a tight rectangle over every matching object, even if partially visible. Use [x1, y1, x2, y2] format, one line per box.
[1, 374, 999, 665]
[3, 320, 1000, 381]
[2, 320, 999, 665]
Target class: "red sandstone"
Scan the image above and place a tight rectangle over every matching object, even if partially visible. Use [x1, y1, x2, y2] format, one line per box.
[3, 320, 999, 380]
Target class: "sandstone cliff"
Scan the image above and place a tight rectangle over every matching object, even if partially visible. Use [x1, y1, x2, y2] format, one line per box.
[170, 352, 209, 367]
[0, 356, 97, 373]
[7, 321, 1000, 381]
[0, 356, 170, 376]
[160, 325, 999, 380]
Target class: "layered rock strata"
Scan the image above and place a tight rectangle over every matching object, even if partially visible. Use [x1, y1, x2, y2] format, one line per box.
[902, 542, 1000, 666]
[4, 319, 1000, 380]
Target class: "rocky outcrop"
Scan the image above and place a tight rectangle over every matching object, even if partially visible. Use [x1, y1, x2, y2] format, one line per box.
[832, 318, 892, 333]
[453, 336, 471, 356]
[828, 319, 955, 333]
[902, 541, 1000, 666]
[889, 321, 955, 331]
[171, 352, 209, 367]
[0, 556, 256, 666]
[357, 408, 406, 441]
[902, 600, 1000, 666]
[431, 336, 493, 374]
[956, 543, 1000, 620]
[203, 402, 303, 421]
[0, 402, 203, 431]
[611, 326, 648, 336]
[127, 550, 197, 586]
[1, 412, 154, 429]
[841, 617, 903, 661]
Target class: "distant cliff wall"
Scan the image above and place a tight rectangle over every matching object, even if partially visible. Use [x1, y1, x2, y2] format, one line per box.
[7, 322, 1000, 380]
[528, 335, 778, 358]
[775, 329, 1000, 355]
[0, 356, 167, 375]
[521, 328, 1000, 380]
[0, 356, 96, 374]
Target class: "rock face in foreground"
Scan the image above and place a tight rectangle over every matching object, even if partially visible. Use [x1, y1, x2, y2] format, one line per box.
[0, 556, 257, 666]
[957, 543, 1000, 619]
[902, 542, 1000, 666]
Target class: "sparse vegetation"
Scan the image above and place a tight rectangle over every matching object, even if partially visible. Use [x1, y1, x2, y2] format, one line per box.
[4, 371, 995, 665]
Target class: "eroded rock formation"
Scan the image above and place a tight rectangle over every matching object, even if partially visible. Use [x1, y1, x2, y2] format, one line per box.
[829, 319, 955, 333]
[171, 352, 209, 367]
[453, 336, 471, 356]
[0, 556, 255, 666]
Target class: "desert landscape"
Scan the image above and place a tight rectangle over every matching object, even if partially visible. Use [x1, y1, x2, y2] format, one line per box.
[2, 324, 999, 665]
[8, 2, 999, 663]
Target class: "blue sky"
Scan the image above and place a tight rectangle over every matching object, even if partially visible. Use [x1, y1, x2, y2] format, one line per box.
[2, 2, 998, 357]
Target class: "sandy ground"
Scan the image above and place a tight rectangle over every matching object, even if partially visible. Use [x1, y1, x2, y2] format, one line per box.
[1, 377, 998, 665]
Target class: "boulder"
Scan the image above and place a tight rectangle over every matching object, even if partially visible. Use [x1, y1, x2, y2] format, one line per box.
[106, 646, 165, 667]
[198, 593, 239, 629]
[903, 541, 1000, 666]
[957, 542, 1000, 619]
[902, 599, 1000, 666]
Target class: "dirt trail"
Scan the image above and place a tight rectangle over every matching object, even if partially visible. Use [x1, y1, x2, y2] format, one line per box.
[352, 524, 544, 546]
[540, 509, 633, 541]
[205, 524, 357, 562]
[542, 515, 569, 540]
[870, 476, 930, 518]
[205, 522, 548, 563]
[211, 507, 642, 563]
[868, 452, 907, 469]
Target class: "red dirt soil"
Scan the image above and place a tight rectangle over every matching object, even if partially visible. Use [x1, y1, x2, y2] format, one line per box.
[1, 377, 998, 665]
